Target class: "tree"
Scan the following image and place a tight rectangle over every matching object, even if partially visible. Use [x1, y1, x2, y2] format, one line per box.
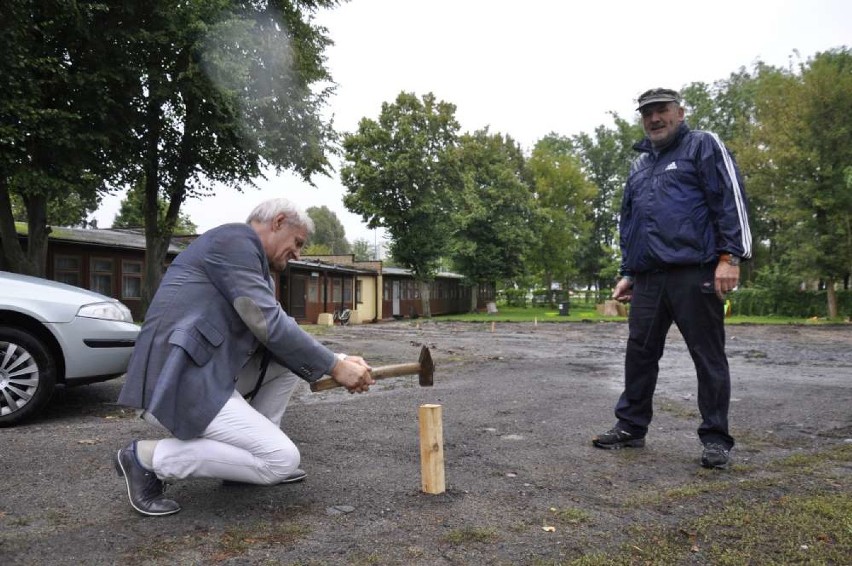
[97, 1, 339, 310]
[746, 48, 852, 317]
[112, 182, 197, 235]
[351, 238, 374, 261]
[452, 129, 535, 311]
[0, 1, 131, 274]
[681, 70, 769, 285]
[305, 205, 350, 254]
[1, 0, 341, 301]
[342, 92, 462, 317]
[571, 114, 643, 297]
[303, 242, 332, 255]
[527, 134, 597, 300]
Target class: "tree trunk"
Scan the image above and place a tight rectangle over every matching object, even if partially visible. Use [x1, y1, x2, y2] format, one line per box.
[826, 278, 838, 319]
[0, 179, 32, 273]
[419, 280, 432, 318]
[23, 194, 51, 277]
[468, 282, 479, 313]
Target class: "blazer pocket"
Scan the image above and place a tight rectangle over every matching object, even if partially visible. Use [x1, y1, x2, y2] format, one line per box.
[195, 318, 224, 347]
[169, 328, 216, 367]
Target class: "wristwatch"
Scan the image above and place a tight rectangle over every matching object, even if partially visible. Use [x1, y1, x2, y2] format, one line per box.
[719, 253, 741, 266]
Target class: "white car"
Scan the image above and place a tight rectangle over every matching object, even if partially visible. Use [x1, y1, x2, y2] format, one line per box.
[0, 271, 139, 426]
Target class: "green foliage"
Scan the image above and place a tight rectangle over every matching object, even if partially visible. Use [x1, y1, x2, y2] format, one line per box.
[502, 288, 528, 307]
[303, 242, 332, 255]
[451, 129, 535, 286]
[305, 205, 350, 254]
[112, 183, 197, 235]
[741, 48, 852, 316]
[342, 92, 462, 288]
[730, 265, 852, 317]
[0, 0, 132, 273]
[351, 238, 374, 261]
[527, 134, 597, 290]
[730, 288, 852, 318]
[0, 0, 341, 289]
[571, 114, 643, 290]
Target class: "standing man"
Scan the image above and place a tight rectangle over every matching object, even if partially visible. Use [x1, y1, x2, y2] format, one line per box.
[593, 88, 752, 469]
[115, 198, 375, 516]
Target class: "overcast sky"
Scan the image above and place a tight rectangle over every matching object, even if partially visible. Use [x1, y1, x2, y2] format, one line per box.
[94, 0, 851, 245]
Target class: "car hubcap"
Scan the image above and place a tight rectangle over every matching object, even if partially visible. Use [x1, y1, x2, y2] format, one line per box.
[0, 342, 39, 416]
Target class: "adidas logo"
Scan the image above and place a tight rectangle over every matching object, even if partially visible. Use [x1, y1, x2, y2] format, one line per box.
[665, 162, 678, 171]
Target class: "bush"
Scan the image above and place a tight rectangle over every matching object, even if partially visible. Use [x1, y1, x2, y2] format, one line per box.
[502, 288, 527, 307]
[729, 288, 852, 318]
[728, 265, 851, 318]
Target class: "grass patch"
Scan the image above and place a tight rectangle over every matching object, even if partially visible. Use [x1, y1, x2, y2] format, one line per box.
[549, 507, 591, 525]
[122, 520, 311, 563]
[212, 522, 310, 561]
[303, 303, 844, 326]
[428, 304, 850, 325]
[569, 444, 852, 565]
[434, 304, 619, 323]
[568, 493, 852, 565]
[655, 398, 699, 420]
[767, 444, 852, 471]
[694, 493, 852, 564]
[626, 480, 733, 507]
[444, 526, 500, 545]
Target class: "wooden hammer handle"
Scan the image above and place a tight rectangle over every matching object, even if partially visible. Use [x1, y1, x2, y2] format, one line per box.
[310, 362, 421, 392]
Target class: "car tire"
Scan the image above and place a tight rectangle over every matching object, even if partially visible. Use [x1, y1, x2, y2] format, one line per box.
[0, 327, 57, 427]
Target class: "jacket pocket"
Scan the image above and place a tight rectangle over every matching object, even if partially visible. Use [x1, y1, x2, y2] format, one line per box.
[168, 323, 221, 367]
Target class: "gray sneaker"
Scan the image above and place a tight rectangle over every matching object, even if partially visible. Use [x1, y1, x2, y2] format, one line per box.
[701, 443, 730, 469]
[592, 427, 646, 449]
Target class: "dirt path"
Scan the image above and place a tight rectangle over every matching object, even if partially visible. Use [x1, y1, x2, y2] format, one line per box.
[1, 321, 850, 564]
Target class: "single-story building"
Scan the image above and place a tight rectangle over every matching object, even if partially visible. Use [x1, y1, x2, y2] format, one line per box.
[6, 227, 495, 323]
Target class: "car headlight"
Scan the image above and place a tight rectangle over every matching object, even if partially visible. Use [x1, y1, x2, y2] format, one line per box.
[77, 301, 134, 322]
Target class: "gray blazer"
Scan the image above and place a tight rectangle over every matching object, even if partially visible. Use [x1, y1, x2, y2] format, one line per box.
[118, 223, 336, 439]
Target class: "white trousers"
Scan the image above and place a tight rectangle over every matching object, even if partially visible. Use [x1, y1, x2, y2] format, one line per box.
[147, 355, 302, 485]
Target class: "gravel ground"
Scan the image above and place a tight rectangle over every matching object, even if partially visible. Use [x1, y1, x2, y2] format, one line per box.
[1, 321, 850, 565]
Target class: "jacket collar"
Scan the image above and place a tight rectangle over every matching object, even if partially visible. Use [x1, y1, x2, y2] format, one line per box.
[633, 122, 690, 154]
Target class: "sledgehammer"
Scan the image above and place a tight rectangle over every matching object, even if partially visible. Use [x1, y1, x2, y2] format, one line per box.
[310, 346, 434, 392]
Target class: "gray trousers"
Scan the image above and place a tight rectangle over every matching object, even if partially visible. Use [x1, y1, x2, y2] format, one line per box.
[146, 355, 302, 484]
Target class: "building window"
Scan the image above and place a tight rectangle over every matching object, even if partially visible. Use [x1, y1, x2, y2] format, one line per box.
[122, 261, 143, 299]
[55, 255, 81, 287]
[383, 280, 391, 301]
[356, 280, 363, 304]
[343, 277, 353, 304]
[307, 277, 318, 303]
[331, 278, 342, 303]
[90, 258, 114, 296]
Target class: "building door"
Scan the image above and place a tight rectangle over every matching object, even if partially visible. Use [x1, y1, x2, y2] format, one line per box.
[392, 280, 401, 316]
[290, 273, 306, 319]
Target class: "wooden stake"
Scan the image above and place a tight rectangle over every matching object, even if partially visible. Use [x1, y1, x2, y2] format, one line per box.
[490, 321, 495, 333]
[418, 404, 445, 494]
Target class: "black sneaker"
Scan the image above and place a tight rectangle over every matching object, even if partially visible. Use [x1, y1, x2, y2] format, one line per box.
[701, 443, 730, 469]
[592, 427, 645, 449]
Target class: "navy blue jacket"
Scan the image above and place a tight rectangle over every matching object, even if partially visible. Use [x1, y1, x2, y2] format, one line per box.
[619, 123, 752, 276]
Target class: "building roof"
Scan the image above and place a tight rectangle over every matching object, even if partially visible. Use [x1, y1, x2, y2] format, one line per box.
[289, 258, 377, 275]
[381, 266, 465, 279]
[17, 223, 186, 255]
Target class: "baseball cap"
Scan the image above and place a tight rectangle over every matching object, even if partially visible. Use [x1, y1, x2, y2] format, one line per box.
[636, 88, 681, 110]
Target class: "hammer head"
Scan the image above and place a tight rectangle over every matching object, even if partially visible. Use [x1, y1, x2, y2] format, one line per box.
[418, 345, 434, 386]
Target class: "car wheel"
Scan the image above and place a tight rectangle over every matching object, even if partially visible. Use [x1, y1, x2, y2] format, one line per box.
[0, 327, 57, 426]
